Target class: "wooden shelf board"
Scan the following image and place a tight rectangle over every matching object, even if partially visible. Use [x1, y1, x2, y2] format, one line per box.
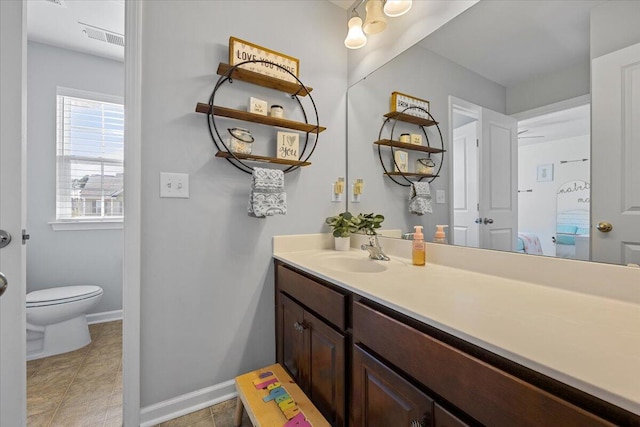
[384, 172, 439, 178]
[215, 151, 311, 166]
[217, 63, 313, 96]
[383, 111, 438, 127]
[196, 103, 326, 134]
[374, 139, 445, 154]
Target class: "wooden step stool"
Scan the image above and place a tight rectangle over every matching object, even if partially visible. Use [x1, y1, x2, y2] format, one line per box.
[234, 363, 330, 427]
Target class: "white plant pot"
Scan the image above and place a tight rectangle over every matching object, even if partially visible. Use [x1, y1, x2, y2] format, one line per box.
[334, 236, 351, 251]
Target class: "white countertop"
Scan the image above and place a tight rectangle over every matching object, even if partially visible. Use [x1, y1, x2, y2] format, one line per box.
[273, 235, 640, 416]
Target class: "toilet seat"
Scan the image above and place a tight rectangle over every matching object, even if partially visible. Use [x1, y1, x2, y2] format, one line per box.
[27, 286, 103, 308]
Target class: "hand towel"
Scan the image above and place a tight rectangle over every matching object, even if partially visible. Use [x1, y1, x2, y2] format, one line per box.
[248, 167, 287, 218]
[409, 182, 432, 215]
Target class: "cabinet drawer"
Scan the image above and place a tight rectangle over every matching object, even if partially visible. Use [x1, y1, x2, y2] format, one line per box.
[277, 264, 346, 330]
[353, 301, 613, 427]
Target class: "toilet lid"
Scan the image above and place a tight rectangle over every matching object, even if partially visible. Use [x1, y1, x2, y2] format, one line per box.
[27, 285, 103, 307]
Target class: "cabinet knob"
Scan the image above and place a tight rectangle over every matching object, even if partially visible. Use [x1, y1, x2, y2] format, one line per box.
[410, 419, 426, 427]
[293, 321, 308, 333]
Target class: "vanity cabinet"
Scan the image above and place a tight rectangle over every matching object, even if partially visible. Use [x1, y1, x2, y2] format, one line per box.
[275, 260, 632, 427]
[275, 263, 347, 426]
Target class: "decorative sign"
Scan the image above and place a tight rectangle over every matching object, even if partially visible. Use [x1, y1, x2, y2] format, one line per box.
[390, 91, 430, 119]
[249, 97, 268, 116]
[229, 37, 299, 83]
[277, 132, 300, 161]
[394, 150, 409, 173]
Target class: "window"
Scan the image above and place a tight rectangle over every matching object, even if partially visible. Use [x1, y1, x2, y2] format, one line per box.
[56, 88, 124, 223]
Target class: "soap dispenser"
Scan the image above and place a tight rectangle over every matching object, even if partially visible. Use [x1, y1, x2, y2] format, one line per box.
[412, 225, 425, 266]
[434, 225, 449, 244]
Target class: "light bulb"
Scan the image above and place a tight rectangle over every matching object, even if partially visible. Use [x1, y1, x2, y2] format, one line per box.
[383, 0, 412, 17]
[344, 16, 367, 49]
[363, 0, 387, 35]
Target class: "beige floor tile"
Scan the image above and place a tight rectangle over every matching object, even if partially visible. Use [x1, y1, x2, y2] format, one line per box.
[27, 367, 77, 416]
[62, 373, 117, 405]
[160, 408, 213, 427]
[187, 418, 216, 427]
[103, 413, 123, 427]
[38, 349, 88, 373]
[209, 399, 237, 415]
[27, 410, 55, 427]
[27, 359, 43, 378]
[212, 411, 249, 427]
[100, 320, 122, 336]
[50, 400, 108, 427]
[89, 323, 105, 340]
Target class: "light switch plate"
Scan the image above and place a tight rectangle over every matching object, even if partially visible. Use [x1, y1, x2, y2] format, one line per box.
[436, 190, 445, 204]
[331, 184, 343, 202]
[351, 185, 361, 203]
[160, 172, 189, 198]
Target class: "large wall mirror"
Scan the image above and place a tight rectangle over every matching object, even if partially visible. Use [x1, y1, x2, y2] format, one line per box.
[346, 0, 640, 266]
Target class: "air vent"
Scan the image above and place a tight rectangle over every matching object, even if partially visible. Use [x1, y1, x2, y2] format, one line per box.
[79, 22, 124, 48]
[44, 0, 67, 7]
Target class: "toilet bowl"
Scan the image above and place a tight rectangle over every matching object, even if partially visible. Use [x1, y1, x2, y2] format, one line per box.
[26, 285, 103, 360]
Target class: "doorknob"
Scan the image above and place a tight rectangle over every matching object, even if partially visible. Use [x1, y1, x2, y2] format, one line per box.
[0, 230, 11, 248]
[596, 221, 613, 232]
[483, 218, 494, 225]
[0, 272, 8, 297]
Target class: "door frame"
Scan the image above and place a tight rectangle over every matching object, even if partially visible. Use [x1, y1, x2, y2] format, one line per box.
[122, 0, 143, 426]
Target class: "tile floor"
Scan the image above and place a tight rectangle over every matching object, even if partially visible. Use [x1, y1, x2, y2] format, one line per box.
[26, 319, 248, 427]
[27, 320, 123, 427]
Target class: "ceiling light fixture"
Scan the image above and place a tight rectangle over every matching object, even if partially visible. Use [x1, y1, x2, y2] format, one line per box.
[383, 0, 412, 18]
[344, 10, 367, 49]
[344, 0, 412, 49]
[363, 0, 387, 34]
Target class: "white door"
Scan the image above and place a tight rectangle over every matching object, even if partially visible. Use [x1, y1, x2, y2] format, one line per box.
[592, 42, 640, 265]
[452, 120, 480, 247]
[0, 1, 27, 426]
[479, 108, 518, 252]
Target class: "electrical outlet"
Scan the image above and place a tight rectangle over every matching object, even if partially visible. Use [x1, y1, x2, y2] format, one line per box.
[160, 172, 189, 198]
[436, 190, 445, 204]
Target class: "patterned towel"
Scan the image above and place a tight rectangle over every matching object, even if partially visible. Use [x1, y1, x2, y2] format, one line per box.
[248, 167, 287, 218]
[409, 182, 432, 215]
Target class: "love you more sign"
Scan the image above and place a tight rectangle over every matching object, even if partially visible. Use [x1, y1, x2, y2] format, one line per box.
[277, 132, 299, 161]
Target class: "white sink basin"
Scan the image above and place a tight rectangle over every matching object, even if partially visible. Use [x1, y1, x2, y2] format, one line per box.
[317, 252, 394, 274]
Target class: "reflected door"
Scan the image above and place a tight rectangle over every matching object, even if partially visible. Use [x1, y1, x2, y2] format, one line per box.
[592, 42, 640, 265]
[453, 121, 480, 247]
[479, 108, 518, 252]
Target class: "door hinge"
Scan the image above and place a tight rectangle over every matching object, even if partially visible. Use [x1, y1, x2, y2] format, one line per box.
[476, 138, 479, 147]
[22, 229, 30, 245]
[477, 203, 480, 211]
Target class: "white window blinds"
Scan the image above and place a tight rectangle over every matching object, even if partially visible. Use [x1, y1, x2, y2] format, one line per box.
[56, 88, 124, 221]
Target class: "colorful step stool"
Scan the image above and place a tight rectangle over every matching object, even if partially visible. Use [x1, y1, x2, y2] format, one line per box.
[234, 363, 330, 427]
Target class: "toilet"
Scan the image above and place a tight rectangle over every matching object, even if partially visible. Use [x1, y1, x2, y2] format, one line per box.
[26, 285, 103, 360]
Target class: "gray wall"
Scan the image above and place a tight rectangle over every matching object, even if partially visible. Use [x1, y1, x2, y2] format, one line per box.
[26, 41, 124, 314]
[347, 44, 505, 241]
[591, 0, 640, 60]
[139, 1, 346, 407]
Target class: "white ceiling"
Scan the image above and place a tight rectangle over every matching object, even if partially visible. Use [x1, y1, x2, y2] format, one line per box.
[27, 0, 124, 62]
[518, 104, 590, 146]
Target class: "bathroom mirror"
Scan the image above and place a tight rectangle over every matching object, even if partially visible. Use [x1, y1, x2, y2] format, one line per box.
[346, 0, 640, 266]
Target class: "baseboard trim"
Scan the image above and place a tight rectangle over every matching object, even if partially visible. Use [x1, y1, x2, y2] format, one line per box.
[86, 309, 123, 325]
[139, 380, 237, 427]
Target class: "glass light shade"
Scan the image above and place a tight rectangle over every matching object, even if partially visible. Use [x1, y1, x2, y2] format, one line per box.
[363, 0, 387, 35]
[383, 0, 412, 17]
[344, 16, 367, 49]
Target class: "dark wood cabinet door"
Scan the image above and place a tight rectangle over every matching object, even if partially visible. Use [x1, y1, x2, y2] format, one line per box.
[278, 293, 307, 388]
[305, 310, 346, 427]
[434, 403, 470, 427]
[352, 344, 433, 427]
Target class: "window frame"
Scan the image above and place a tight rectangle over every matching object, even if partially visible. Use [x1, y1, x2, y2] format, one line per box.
[52, 87, 124, 231]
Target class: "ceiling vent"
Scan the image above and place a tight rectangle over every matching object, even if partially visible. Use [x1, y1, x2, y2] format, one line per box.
[44, 0, 67, 7]
[79, 22, 124, 47]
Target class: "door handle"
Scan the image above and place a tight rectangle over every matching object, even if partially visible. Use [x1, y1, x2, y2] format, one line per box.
[0, 230, 11, 248]
[0, 272, 8, 297]
[293, 321, 308, 333]
[483, 218, 494, 225]
[596, 221, 613, 233]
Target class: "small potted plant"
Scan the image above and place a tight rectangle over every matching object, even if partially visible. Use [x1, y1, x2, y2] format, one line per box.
[325, 211, 360, 251]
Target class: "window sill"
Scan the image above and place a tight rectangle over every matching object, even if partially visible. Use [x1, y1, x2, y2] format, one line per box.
[49, 220, 123, 231]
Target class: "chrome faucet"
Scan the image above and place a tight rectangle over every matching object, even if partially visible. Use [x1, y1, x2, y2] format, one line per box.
[361, 235, 390, 261]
